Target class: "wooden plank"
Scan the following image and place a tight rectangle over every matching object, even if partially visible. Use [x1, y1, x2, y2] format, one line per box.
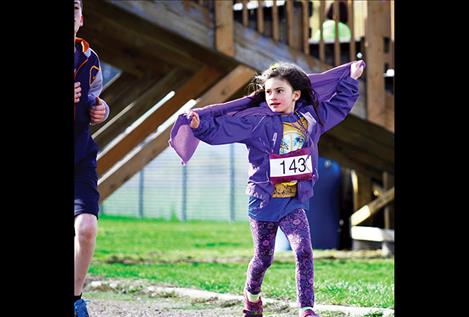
[319, 0, 326, 63]
[333, 0, 341, 66]
[242, 0, 249, 27]
[320, 133, 393, 174]
[348, 0, 356, 61]
[233, 22, 330, 74]
[257, 1, 264, 34]
[215, 0, 235, 56]
[327, 117, 394, 163]
[108, 0, 214, 49]
[365, 0, 386, 126]
[285, 0, 295, 48]
[97, 65, 224, 176]
[338, 112, 394, 149]
[82, 2, 203, 73]
[318, 137, 384, 180]
[90, 72, 141, 134]
[272, 0, 279, 41]
[92, 75, 161, 138]
[92, 0, 235, 72]
[383, 172, 394, 230]
[301, 0, 310, 55]
[351, 226, 394, 242]
[351, 187, 394, 226]
[98, 65, 256, 201]
[353, 171, 372, 211]
[93, 68, 189, 150]
[385, 91, 394, 132]
[106, 0, 329, 73]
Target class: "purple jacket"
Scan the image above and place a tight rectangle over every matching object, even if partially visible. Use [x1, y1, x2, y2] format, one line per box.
[169, 61, 363, 208]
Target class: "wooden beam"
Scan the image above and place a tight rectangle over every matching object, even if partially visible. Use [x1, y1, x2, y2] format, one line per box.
[365, 0, 386, 126]
[107, 0, 329, 73]
[93, 69, 189, 150]
[98, 65, 256, 201]
[215, 0, 235, 56]
[319, 135, 387, 180]
[333, 0, 341, 66]
[91, 73, 152, 134]
[285, 0, 295, 48]
[80, 6, 198, 74]
[348, 0, 356, 62]
[91, 74, 161, 137]
[351, 187, 394, 226]
[319, 0, 326, 63]
[351, 226, 394, 242]
[257, 1, 264, 34]
[301, 0, 310, 55]
[97, 65, 224, 176]
[272, 0, 280, 41]
[327, 116, 394, 164]
[105, 0, 234, 71]
[242, 0, 249, 27]
[383, 172, 394, 229]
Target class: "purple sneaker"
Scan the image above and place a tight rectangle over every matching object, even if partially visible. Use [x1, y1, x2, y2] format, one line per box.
[242, 293, 263, 317]
[300, 308, 320, 317]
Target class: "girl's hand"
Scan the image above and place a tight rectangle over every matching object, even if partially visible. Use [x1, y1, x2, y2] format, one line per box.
[350, 61, 364, 80]
[74, 81, 81, 103]
[187, 110, 200, 129]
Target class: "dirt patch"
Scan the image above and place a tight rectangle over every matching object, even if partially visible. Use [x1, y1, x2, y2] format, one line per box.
[83, 277, 391, 317]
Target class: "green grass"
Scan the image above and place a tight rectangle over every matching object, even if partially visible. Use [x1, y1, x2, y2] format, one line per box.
[89, 215, 394, 308]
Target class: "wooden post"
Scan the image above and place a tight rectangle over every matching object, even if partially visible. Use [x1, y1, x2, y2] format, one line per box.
[383, 172, 394, 229]
[215, 0, 235, 56]
[352, 171, 373, 225]
[272, 0, 279, 41]
[333, 0, 341, 66]
[365, 0, 386, 126]
[319, 0, 326, 63]
[257, 1, 264, 34]
[286, 0, 295, 49]
[348, 0, 355, 62]
[242, 0, 249, 27]
[301, 0, 310, 55]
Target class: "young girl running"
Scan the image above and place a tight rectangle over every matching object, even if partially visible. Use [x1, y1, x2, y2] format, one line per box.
[170, 61, 364, 317]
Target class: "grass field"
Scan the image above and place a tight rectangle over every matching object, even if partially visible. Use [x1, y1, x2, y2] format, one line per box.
[89, 215, 394, 309]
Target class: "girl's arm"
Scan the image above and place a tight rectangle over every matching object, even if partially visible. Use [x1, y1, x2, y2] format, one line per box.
[188, 110, 258, 145]
[308, 61, 363, 134]
[315, 75, 359, 134]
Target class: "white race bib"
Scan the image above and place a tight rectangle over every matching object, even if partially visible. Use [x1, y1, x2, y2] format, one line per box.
[269, 148, 313, 184]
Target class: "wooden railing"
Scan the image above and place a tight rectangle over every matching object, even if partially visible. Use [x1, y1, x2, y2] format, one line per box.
[187, 0, 395, 132]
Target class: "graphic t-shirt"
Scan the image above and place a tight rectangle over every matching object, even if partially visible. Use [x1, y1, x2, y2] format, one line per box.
[248, 112, 309, 221]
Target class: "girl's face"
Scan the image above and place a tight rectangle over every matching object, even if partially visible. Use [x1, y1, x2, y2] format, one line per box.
[264, 77, 301, 114]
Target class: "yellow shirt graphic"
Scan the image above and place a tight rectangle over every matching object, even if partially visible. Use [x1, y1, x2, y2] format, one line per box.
[272, 116, 308, 198]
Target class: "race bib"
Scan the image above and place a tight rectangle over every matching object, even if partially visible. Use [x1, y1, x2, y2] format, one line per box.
[269, 147, 313, 184]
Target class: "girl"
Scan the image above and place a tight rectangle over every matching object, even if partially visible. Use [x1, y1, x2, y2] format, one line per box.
[170, 61, 364, 317]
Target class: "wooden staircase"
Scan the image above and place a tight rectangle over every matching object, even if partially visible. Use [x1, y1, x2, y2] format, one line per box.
[79, 0, 394, 242]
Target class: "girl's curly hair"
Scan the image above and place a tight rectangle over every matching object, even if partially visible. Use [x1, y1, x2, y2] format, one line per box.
[247, 62, 322, 126]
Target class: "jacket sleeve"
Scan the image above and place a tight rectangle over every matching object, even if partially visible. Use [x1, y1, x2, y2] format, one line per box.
[314, 76, 359, 134]
[88, 65, 110, 124]
[191, 114, 259, 145]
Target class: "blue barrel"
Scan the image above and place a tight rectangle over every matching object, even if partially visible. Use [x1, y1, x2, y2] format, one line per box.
[307, 157, 342, 249]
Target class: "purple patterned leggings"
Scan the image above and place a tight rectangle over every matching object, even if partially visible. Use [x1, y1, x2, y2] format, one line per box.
[245, 208, 315, 307]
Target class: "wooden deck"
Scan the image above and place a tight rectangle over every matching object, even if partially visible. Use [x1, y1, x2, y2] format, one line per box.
[79, 0, 394, 223]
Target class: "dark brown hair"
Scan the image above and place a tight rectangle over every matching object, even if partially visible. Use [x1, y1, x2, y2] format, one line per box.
[248, 62, 322, 126]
